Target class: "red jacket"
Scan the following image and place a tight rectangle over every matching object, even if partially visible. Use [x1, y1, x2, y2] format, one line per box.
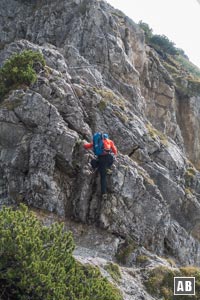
[84, 138, 117, 155]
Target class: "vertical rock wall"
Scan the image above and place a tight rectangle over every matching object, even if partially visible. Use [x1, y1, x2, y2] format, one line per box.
[0, 0, 200, 266]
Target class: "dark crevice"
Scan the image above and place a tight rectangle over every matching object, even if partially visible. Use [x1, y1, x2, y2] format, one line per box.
[128, 145, 140, 157]
[86, 174, 99, 224]
[163, 237, 173, 256]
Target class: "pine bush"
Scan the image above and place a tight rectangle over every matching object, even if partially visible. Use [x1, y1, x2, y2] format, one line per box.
[149, 34, 178, 56]
[0, 204, 122, 300]
[0, 204, 74, 300]
[0, 50, 45, 100]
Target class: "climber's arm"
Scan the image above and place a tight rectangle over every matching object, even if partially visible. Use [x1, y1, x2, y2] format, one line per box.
[84, 142, 93, 150]
[110, 141, 117, 155]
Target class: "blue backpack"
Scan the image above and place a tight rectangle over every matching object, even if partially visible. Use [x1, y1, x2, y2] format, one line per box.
[93, 132, 104, 155]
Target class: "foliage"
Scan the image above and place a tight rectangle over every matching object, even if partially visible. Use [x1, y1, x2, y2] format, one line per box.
[165, 56, 200, 96]
[136, 255, 150, 265]
[186, 167, 196, 177]
[93, 88, 125, 110]
[179, 267, 200, 300]
[104, 262, 122, 283]
[144, 266, 179, 299]
[0, 50, 45, 100]
[97, 99, 107, 111]
[138, 21, 153, 42]
[138, 20, 200, 86]
[162, 60, 179, 76]
[176, 48, 188, 59]
[165, 257, 176, 267]
[175, 55, 200, 79]
[163, 53, 200, 94]
[0, 205, 122, 300]
[0, 204, 73, 300]
[146, 123, 168, 146]
[184, 167, 196, 187]
[113, 110, 128, 124]
[144, 265, 200, 300]
[149, 34, 178, 56]
[116, 239, 136, 265]
[175, 77, 200, 97]
[138, 21, 178, 56]
[68, 262, 123, 300]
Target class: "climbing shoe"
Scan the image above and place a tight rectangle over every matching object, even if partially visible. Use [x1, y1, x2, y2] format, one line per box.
[102, 194, 108, 201]
[106, 168, 112, 175]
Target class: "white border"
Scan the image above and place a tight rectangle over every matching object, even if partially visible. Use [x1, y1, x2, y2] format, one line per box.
[174, 277, 195, 295]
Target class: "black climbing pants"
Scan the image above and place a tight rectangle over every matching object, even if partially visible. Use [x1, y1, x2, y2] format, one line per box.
[92, 154, 114, 194]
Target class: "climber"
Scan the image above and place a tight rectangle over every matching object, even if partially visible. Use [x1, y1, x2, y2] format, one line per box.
[84, 133, 117, 200]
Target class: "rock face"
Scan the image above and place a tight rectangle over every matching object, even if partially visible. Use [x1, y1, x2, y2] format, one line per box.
[141, 47, 184, 149]
[176, 92, 200, 169]
[1, 1, 200, 297]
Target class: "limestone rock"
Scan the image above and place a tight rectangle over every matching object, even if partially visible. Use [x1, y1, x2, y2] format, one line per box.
[1, 1, 200, 295]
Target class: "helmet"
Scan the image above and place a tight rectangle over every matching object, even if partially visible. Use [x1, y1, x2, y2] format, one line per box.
[103, 133, 109, 139]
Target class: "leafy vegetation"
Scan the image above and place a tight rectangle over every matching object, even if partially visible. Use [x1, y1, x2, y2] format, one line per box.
[144, 265, 200, 300]
[136, 255, 150, 265]
[104, 262, 122, 283]
[138, 20, 200, 85]
[150, 34, 178, 56]
[116, 239, 136, 265]
[0, 50, 45, 100]
[0, 204, 122, 300]
[97, 99, 107, 111]
[146, 123, 168, 146]
[184, 167, 196, 187]
[93, 88, 126, 110]
[138, 21, 153, 42]
[144, 266, 178, 299]
[176, 55, 200, 79]
[138, 21, 179, 57]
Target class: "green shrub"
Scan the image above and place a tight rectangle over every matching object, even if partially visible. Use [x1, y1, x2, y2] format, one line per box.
[104, 262, 122, 283]
[178, 267, 200, 300]
[138, 21, 178, 56]
[149, 34, 178, 56]
[175, 55, 200, 79]
[144, 265, 200, 300]
[138, 21, 153, 42]
[94, 88, 125, 110]
[0, 204, 74, 300]
[165, 257, 176, 267]
[144, 266, 179, 299]
[97, 99, 107, 111]
[146, 123, 168, 146]
[116, 239, 136, 265]
[113, 110, 128, 124]
[184, 167, 196, 187]
[0, 204, 122, 300]
[138, 20, 194, 60]
[0, 50, 45, 100]
[136, 255, 150, 265]
[68, 262, 122, 300]
[162, 61, 179, 76]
